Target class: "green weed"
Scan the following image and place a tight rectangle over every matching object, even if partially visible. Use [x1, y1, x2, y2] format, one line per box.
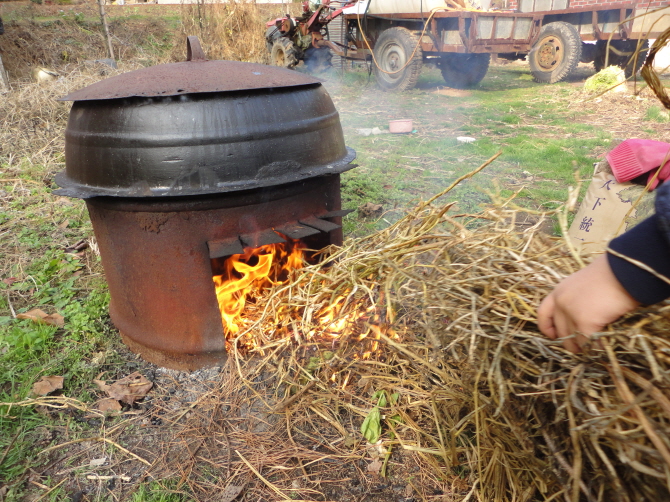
[645, 105, 670, 123]
[130, 480, 190, 502]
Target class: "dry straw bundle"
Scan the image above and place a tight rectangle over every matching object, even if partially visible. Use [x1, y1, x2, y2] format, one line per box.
[150, 157, 670, 502]
[179, 1, 296, 65]
[0, 67, 130, 172]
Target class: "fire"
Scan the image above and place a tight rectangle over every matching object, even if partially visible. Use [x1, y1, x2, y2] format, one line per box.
[212, 240, 305, 336]
[212, 239, 397, 360]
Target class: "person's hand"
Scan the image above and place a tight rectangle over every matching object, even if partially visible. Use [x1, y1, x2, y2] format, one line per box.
[537, 254, 640, 352]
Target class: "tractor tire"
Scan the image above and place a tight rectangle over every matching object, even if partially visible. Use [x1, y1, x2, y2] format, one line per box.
[373, 27, 423, 92]
[271, 38, 298, 69]
[305, 46, 332, 73]
[438, 53, 490, 89]
[265, 26, 281, 54]
[594, 39, 649, 78]
[529, 22, 582, 84]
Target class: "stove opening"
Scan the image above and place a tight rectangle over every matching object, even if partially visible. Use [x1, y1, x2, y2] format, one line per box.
[210, 231, 332, 348]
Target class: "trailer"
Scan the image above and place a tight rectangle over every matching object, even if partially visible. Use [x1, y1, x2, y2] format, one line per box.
[263, 0, 668, 90]
[331, 0, 670, 90]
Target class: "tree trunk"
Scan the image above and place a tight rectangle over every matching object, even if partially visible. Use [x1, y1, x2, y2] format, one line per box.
[97, 0, 115, 61]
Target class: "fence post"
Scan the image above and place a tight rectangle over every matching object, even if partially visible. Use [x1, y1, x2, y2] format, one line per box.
[0, 53, 9, 93]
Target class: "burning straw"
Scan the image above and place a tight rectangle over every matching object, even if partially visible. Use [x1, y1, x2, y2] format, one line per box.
[153, 152, 670, 502]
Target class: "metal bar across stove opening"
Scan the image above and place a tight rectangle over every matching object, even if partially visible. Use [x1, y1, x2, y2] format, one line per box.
[274, 222, 322, 240]
[299, 216, 341, 233]
[240, 229, 286, 249]
[318, 209, 354, 219]
[208, 236, 245, 259]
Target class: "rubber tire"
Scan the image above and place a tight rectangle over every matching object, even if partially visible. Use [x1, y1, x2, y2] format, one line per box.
[439, 53, 490, 89]
[271, 38, 298, 69]
[305, 47, 332, 73]
[594, 39, 649, 78]
[373, 27, 423, 92]
[529, 22, 582, 84]
[265, 26, 281, 54]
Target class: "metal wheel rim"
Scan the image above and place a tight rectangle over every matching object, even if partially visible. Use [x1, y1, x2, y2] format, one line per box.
[275, 49, 286, 67]
[379, 42, 406, 81]
[536, 35, 564, 71]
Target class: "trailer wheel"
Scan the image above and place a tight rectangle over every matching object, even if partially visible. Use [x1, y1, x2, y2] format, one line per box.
[373, 27, 423, 92]
[438, 53, 490, 89]
[271, 38, 299, 69]
[594, 39, 649, 78]
[529, 22, 581, 84]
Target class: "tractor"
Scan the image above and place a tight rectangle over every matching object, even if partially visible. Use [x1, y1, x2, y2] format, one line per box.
[265, 0, 356, 72]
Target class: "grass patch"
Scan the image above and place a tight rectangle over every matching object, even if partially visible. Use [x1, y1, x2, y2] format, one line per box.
[333, 65, 611, 228]
[645, 105, 670, 123]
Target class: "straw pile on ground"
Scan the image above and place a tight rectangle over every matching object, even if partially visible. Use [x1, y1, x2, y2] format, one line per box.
[129, 158, 669, 502]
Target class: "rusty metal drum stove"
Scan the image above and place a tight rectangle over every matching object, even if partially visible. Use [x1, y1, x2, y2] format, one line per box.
[55, 37, 356, 370]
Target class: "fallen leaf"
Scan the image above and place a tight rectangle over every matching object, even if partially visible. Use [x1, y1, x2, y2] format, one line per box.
[366, 458, 383, 475]
[17, 308, 48, 322]
[17, 309, 64, 327]
[218, 484, 244, 502]
[358, 202, 383, 219]
[43, 313, 64, 328]
[32, 376, 64, 396]
[452, 477, 469, 492]
[93, 379, 110, 393]
[91, 352, 106, 366]
[58, 219, 70, 229]
[89, 457, 107, 467]
[99, 372, 153, 405]
[96, 398, 122, 413]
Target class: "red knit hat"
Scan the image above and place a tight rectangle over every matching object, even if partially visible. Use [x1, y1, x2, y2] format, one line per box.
[606, 139, 670, 189]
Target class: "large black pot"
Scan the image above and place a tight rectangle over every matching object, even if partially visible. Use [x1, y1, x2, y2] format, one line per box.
[55, 37, 355, 199]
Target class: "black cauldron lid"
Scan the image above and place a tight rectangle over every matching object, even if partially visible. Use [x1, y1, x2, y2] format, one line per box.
[55, 36, 356, 199]
[60, 36, 322, 102]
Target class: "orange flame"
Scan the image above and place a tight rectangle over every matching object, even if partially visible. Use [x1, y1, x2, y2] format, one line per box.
[213, 241, 304, 336]
[212, 240, 397, 362]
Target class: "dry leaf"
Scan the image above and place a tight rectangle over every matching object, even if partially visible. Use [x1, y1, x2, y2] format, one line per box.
[89, 457, 107, 467]
[96, 398, 122, 413]
[358, 202, 383, 219]
[32, 376, 64, 396]
[17, 309, 64, 328]
[366, 458, 383, 475]
[97, 372, 153, 405]
[452, 477, 469, 492]
[17, 308, 48, 322]
[93, 379, 110, 393]
[91, 352, 106, 366]
[43, 313, 64, 328]
[218, 484, 244, 502]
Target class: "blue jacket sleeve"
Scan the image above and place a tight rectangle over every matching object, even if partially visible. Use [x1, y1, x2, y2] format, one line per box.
[607, 182, 670, 305]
